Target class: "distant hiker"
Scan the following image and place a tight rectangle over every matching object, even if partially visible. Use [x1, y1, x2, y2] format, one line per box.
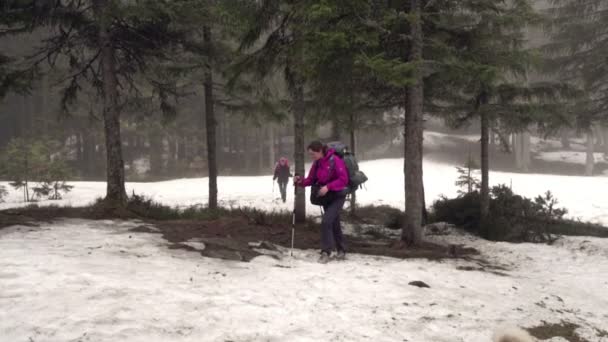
[294, 141, 349, 264]
[273, 157, 292, 203]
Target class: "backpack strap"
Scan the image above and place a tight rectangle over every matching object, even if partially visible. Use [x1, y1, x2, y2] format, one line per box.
[312, 156, 338, 186]
[311, 160, 319, 185]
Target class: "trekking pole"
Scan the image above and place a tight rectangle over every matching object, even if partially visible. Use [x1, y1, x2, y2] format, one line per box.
[290, 173, 300, 257]
[291, 209, 296, 257]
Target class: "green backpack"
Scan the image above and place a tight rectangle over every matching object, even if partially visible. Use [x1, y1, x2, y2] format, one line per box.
[327, 141, 368, 193]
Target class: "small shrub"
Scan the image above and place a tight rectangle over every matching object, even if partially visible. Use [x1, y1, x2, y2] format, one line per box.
[348, 205, 404, 229]
[126, 194, 182, 220]
[455, 156, 480, 195]
[124, 194, 292, 224]
[0, 185, 8, 203]
[430, 192, 481, 232]
[1, 138, 73, 201]
[430, 184, 599, 242]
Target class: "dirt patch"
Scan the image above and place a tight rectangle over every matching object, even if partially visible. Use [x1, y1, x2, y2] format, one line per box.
[456, 265, 509, 277]
[527, 321, 588, 342]
[1, 206, 479, 262]
[0, 204, 137, 230]
[151, 218, 478, 261]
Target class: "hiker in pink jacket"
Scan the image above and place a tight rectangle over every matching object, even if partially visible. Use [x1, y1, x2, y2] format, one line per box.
[294, 141, 349, 263]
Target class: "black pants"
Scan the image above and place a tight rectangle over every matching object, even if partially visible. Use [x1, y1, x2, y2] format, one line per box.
[320, 193, 346, 253]
[278, 180, 288, 202]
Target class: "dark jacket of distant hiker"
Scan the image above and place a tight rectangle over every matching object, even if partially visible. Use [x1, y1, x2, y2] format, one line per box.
[273, 158, 291, 183]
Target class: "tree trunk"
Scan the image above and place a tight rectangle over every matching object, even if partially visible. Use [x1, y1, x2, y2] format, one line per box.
[268, 124, 276, 171]
[480, 105, 490, 224]
[421, 124, 428, 226]
[149, 125, 163, 177]
[203, 25, 218, 209]
[244, 129, 252, 173]
[94, 0, 127, 205]
[177, 137, 186, 163]
[401, 0, 424, 246]
[82, 127, 97, 178]
[258, 127, 265, 174]
[514, 133, 523, 170]
[560, 128, 571, 149]
[603, 125, 608, 159]
[585, 130, 594, 176]
[167, 137, 177, 175]
[522, 130, 531, 172]
[330, 119, 341, 141]
[289, 69, 306, 223]
[76, 133, 84, 171]
[349, 121, 356, 215]
[593, 124, 603, 147]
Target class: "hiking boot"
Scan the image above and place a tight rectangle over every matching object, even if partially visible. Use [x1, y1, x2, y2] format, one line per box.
[335, 250, 346, 261]
[318, 251, 331, 264]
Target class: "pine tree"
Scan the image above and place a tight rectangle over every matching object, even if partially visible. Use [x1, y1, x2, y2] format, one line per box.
[234, 0, 315, 223]
[0, 185, 7, 203]
[1, 137, 72, 201]
[430, 0, 573, 226]
[2, 0, 211, 207]
[545, 0, 608, 175]
[455, 155, 480, 195]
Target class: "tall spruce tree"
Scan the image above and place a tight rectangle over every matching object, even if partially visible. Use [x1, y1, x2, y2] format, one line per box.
[545, 0, 608, 175]
[234, 0, 316, 223]
[1, 0, 210, 207]
[432, 0, 574, 232]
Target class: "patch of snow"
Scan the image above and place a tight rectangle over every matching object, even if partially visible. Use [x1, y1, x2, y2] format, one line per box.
[537, 151, 607, 165]
[2, 158, 608, 227]
[1, 220, 607, 341]
[182, 240, 206, 251]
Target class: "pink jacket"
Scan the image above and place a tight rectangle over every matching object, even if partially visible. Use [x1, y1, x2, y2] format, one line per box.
[299, 149, 349, 191]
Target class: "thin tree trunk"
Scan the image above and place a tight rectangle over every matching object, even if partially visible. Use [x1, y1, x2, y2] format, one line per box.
[480, 103, 490, 224]
[560, 128, 571, 149]
[289, 68, 306, 223]
[603, 125, 608, 159]
[94, 0, 127, 205]
[330, 119, 341, 141]
[203, 25, 218, 209]
[268, 124, 276, 171]
[244, 129, 252, 173]
[522, 130, 531, 172]
[177, 137, 186, 164]
[593, 124, 603, 147]
[514, 133, 523, 170]
[167, 136, 177, 174]
[585, 130, 594, 176]
[149, 125, 163, 177]
[258, 127, 264, 174]
[349, 119, 356, 215]
[82, 127, 97, 178]
[76, 133, 84, 170]
[401, 0, 424, 246]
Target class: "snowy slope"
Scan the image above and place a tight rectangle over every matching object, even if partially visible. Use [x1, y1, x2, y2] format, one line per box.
[2, 158, 608, 226]
[1, 219, 607, 342]
[537, 151, 607, 165]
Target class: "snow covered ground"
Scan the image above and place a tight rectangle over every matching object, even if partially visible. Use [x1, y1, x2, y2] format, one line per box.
[537, 151, 607, 165]
[1, 219, 607, 342]
[2, 158, 608, 226]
